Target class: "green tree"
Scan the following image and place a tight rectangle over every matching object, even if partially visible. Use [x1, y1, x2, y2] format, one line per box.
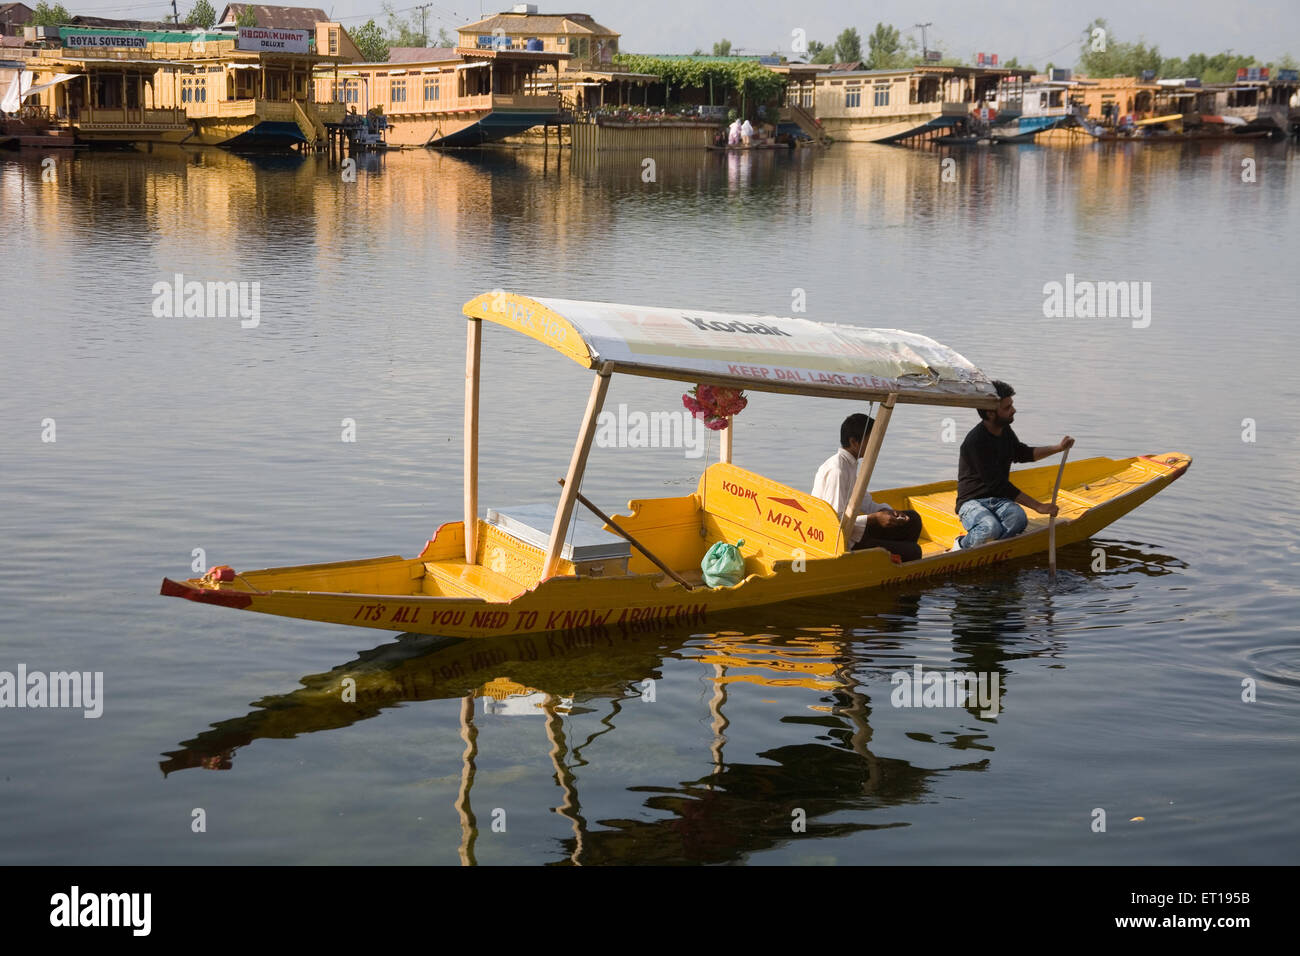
[436, 27, 456, 47]
[865, 23, 909, 69]
[613, 53, 787, 107]
[28, 2, 71, 26]
[1078, 18, 1161, 77]
[384, 1, 426, 46]
[186, 0, 216, 28]
[835, 27, 863, 64]
[806, 41, 837, 63]
[712, 39, 731, 56]
[235, 6, 257, 27]
[1001, 56, 1035, 72]
[353, 18, 389, 63]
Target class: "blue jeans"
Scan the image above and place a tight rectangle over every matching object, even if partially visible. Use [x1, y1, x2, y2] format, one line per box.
[957, 497, 1028, 548]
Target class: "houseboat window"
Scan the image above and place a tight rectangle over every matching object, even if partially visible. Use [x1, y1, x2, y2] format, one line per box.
[391, 79, 407, 102]
[845, 88, 861, 108]
[874, 84, 890, 107]
[329, 29, 338, 55]
[424, 77, 439, 101]
[557, 36, 565, 45]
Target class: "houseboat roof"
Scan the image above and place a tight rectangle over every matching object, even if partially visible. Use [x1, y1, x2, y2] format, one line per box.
[459, 11, 618, 36]
[458, 46, 570, 63]
[387, 46, 458, 63]
[820, 64, 1032, 80]
[216, 4, 329, 31]
[568, 68, 659, 81]
[462, 293, 997, 407]
[57, 25, 231, 44]
[333, 46, 569, 70]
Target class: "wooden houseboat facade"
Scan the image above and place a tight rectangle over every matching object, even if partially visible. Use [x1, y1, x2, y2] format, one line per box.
[813, 65, 1026, 143]
[13, 25, 350, 148]
[316, 46, 566, 147]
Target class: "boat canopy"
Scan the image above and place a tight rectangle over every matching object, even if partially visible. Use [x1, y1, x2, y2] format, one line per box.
[1136, 113, 1185, 126]
[463, 292, 997, 407]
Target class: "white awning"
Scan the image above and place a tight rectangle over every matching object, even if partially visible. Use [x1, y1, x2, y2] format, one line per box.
[1, 69, 33, 113]
[455, 61, 489, 70]
[462, 293, 998, 407]
[22, 72, 78, 99]
[228, 63, 260, 70]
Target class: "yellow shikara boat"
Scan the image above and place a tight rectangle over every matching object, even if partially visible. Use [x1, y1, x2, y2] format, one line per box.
[161, 292, 1190, 638]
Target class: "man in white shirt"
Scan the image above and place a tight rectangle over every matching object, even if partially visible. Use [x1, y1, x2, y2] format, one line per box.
[812, 413, 924, 561]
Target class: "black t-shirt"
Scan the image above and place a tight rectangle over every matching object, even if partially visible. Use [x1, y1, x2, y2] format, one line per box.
[956, 422, 1035, 511]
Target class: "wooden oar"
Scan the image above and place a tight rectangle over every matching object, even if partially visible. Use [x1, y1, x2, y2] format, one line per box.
[557, 479, 695, 591]
[1048, 446, 1071, 580]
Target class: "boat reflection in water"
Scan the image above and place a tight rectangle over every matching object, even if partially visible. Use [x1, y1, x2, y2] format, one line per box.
[160, 538, 1185, 864]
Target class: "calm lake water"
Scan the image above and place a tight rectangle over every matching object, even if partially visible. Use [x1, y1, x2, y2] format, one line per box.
[1, 139, 1297, 865]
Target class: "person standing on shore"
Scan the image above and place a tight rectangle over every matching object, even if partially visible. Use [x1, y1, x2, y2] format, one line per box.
[954, 381, 1074, 549]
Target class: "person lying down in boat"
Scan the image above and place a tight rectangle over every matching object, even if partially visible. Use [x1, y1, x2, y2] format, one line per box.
[812, 413, 924, 562]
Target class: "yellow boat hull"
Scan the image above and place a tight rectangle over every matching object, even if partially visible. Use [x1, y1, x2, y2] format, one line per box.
[161, 453, 1190, 638]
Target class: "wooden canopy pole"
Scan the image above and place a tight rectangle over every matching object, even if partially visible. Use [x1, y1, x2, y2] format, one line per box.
[543, 371, 611, 579]
[719, 416, 733, 463]
[841, 392, 897, 540]
[455, 695, 478, 867]
[463, 318, 481, 564]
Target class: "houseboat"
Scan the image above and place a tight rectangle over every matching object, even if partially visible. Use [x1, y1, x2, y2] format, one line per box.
[316, 46, 567, 147]
[813, 65, 1027, 144]
[13, 25, 349, 148]
[990, 77, 1072, 140]
[1206, 68, 1299, 136]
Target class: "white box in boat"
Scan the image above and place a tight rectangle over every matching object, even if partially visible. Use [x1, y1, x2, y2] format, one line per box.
[485, 503, 630, 576]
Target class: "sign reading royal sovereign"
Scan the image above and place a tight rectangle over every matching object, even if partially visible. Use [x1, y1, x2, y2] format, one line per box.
[64, 31, 149, 49]
[236, 27, 310, 54]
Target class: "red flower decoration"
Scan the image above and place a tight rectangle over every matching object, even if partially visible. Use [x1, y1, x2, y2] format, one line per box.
[682, 384, 747, 430]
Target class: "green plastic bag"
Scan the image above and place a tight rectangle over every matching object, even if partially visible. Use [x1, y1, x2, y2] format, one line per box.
[702, 538, 746, 588]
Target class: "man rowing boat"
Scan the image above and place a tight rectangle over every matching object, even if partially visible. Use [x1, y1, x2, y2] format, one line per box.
[954, 381, 1073, 550]
[813, 413, 924, 562]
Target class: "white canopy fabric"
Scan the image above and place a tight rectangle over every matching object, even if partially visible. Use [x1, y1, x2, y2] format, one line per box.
[463, 293, 997, 407]
[21, 73, 79, 100]
[1, 69, 33, 113]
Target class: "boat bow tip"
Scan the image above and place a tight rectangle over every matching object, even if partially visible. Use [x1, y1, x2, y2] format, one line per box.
[160, 577, 254, 609]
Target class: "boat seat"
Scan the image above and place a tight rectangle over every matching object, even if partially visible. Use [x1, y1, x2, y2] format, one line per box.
[902, 491, 965, 546]
[422, 559, 524, 602]
[698, 463, 849, 562]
